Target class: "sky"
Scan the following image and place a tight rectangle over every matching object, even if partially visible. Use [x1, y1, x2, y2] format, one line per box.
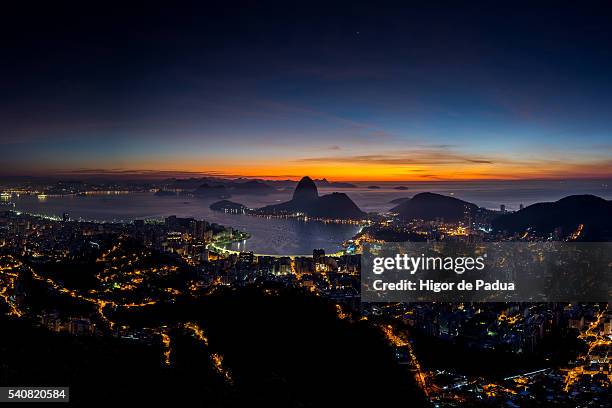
[1, 1, 612, 181]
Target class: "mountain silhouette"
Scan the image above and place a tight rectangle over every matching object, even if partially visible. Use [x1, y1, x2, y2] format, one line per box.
[229, 180, 276, 195]
[162, 177, 277, 196]
[314, 178, 357, 188]
[307, 192, 365, 219]
[193, 183, 231, 198]
[259, 176, 365, 219]
[292, 176, 319, 202]
[492, 194, 612, 240]
[391, 192, 480, 222]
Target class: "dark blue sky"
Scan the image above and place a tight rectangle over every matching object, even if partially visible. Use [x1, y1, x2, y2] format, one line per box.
[1, 1, 611, 180]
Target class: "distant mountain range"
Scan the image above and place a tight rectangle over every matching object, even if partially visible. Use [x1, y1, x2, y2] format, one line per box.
[390, 192, 487, 222]
[207, 180, 612, 239]
[193, 183, 231, 199]
[492, 194, 612, 240]
[164, 177, 219, 190]
[158, 179, 278, 199]
[229, 180, 277, 195]
[161, 177, 355, 196]
[211, 176, 365, 220]
[313, 178, 357, 188]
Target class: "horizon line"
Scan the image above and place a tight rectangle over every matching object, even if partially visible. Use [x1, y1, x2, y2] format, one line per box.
[0, 172, 611, 184]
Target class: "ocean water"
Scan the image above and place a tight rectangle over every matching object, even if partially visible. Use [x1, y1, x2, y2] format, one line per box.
[9, 179, 611, 255]
[328, 179, 611, 212]
[11, 193, 359, 256]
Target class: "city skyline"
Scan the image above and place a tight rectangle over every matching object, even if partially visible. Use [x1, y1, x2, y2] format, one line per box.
[2, 3, 612, 181]
[1, 3, 611, 405]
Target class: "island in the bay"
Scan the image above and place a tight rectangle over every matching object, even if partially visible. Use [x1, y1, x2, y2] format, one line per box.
[210, 176, 366, 220]
[1, 175, 611, 406]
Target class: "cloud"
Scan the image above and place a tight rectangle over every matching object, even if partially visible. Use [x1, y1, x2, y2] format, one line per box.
[295, 147, 495, 166]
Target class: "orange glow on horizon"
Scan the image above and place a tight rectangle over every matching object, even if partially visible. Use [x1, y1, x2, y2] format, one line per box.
[174, 162, 612, 182]
[42, 157, 612, 182]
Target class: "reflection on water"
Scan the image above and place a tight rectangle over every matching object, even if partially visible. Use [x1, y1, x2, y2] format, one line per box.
[323, 179, 612, 212]
[9, 179, 611, 255]
[11, 193, 360, 256]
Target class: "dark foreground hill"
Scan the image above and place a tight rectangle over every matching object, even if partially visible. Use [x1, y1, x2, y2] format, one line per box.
[391, 192, 484, 222]
[0, 288, 424, 406]
[492, 194, 612, 240]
